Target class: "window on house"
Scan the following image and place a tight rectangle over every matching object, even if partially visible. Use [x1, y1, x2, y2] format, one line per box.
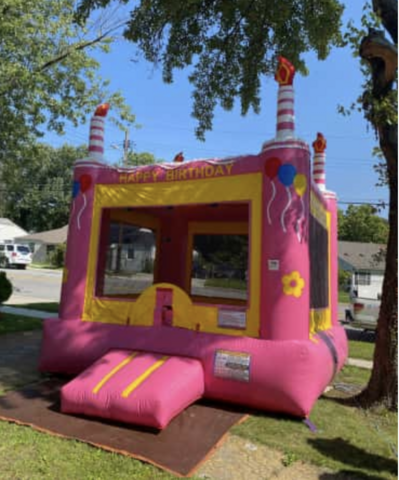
[355, 272, 371, 286]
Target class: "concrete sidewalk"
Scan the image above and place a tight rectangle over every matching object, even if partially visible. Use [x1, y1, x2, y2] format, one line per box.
[0, 305, 55, 319]
[346, 357, 373, 369]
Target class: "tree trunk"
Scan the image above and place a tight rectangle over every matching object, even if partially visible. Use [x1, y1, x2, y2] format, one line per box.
[355, 22, 398, 410]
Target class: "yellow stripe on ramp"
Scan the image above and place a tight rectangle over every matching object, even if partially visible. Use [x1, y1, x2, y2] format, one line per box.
[121, 356, 169, 398]
[93, 352, 138, 394]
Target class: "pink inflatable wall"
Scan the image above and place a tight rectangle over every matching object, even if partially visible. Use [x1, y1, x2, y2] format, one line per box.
[40, 57, 348, 422]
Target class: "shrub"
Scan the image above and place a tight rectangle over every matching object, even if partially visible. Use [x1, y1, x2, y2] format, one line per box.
[339, 268, 352, 290]
[48, 243, 66, 268]
[0, 272, 12, 304]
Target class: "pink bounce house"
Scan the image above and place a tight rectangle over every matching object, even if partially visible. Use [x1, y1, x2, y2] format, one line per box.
[39, 57, 348, 429]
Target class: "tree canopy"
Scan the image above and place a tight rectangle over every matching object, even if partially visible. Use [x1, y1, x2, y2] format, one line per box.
[123, 151, 164, 167]
[338, 205, 389, 244]
[1, 143, 86, 232]
[0, 0, 134, 158]
[76, 0, 344, 139]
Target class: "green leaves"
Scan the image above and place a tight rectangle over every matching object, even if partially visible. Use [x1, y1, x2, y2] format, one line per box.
[1, 144, 87, 232]
[0, 0, 134, 157]
[338, 205, 389, 244]
[77, 0, 344, 139]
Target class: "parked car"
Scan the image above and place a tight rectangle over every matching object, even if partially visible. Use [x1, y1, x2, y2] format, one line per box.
[0, 243, 32, 269]
[345, 292, 380, 332]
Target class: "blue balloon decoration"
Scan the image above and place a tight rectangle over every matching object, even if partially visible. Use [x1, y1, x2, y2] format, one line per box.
[72, 180, 80, 198]
[278, 164, 297, 187]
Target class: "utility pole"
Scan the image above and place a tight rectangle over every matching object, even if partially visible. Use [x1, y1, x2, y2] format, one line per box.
[116, 130, 130, 272]
[123, 130, 129, 166]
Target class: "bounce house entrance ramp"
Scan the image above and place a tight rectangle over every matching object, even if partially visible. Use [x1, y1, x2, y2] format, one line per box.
[61, 350, 205, 429]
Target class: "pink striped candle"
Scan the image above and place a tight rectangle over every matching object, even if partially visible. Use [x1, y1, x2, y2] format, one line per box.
[312, 133, 327, 191]
[275, 57, 296, 140]
[88, 103, 110, 161]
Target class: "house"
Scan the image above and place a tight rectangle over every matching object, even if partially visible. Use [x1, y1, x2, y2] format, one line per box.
[106, 225, 156, 273]
[338, 241, 386, 300]
[15, 225, 68, 264]
[0, 218, 28, 243]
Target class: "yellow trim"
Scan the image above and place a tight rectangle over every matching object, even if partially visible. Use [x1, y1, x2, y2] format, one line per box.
[83, 174, 262, 338]
[109, 209, 160, 230]
[309, 210, 332, 336]
[92, 351, 138, 394]
[121, 356, 169, 398]
[310, 191, 327, 228]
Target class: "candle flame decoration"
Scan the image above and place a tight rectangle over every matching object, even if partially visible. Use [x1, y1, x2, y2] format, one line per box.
[94, 103, 110, 117]
[312, 132, 327, 153]
[312, 133, 327, 191]
[275, 57, 295, 86]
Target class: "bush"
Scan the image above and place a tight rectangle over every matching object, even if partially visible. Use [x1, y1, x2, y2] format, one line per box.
[48, 243, 66, 268]
[339, 269, 352, 290]
[0, 272, 12, 304]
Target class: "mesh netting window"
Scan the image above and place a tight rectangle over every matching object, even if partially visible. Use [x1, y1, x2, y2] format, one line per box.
[96, 220, 156, 298]
[191, 234, 248, 302]
[309, 215, 329, 309]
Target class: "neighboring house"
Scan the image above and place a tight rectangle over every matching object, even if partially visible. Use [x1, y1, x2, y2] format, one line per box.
[0, 218, 28, 243]
[338, 240, 386, 300]
[106, 226, 156, 273]
[15, 225, 68, 264]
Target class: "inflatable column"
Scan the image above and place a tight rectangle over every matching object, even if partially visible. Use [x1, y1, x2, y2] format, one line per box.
[59, 104, 110, 320]
[312, 134, 339, 326]
[260, 57, 311, 341]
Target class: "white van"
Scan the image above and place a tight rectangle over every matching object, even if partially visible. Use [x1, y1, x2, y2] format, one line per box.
[345, 272, 382, 331]
[0, 243, 32, 269]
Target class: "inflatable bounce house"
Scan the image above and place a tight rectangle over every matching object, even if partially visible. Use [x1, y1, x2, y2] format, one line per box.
[40, 57, 348, 429]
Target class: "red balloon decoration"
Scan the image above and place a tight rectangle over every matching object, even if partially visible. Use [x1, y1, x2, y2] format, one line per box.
[79, 174, 92, 193]
[265, 157, 281, 179]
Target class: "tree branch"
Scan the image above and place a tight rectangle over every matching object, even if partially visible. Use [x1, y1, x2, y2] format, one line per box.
[372, 0, 398, 43]
[360, 28, 398, 96]
[36, 22, 127, 73]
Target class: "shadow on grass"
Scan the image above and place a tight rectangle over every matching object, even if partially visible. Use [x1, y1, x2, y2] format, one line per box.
[320, 471, 389, 480]
[345, 328, 376, 343]
[309, 437, 397, 477]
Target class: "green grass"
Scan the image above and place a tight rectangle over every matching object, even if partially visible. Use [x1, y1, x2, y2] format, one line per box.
[0, 313, 42, 335]
[0, 422, 181, 480]
[7, 302, 59, 313]
[204, 278, 247, 290]
[338, 290, 350, 303]
[348, 340, 375, 361]
[29, 263, 63, 270]
[233, 365, 398, 480]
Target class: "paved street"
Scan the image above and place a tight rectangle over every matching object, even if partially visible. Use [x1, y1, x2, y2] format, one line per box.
[0, 268, 62, 304]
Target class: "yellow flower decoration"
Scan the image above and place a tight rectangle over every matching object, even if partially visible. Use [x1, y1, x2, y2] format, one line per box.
[282, 271, 305, 298]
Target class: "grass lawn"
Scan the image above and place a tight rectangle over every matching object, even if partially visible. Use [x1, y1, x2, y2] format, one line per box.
[348, 339, 375, 361]
[0, 313, 42, 335]
[233, 365, 398, 480]
[6, 302, 59, 313]
[29, 264, 63, 270]
[0, 422, 181, 480]
[338, 289, 350, 303]
[204, 278, 247, 290]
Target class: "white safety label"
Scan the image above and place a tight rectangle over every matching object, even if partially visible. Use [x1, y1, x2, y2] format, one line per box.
[214, 350, 251, 382]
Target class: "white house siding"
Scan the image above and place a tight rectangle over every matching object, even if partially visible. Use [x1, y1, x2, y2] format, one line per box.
[352, 270, 384, 300]
[0, 220, 28, 243]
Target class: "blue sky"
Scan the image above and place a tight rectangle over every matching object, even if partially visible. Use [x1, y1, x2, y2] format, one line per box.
[49, 1, 388, 215]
